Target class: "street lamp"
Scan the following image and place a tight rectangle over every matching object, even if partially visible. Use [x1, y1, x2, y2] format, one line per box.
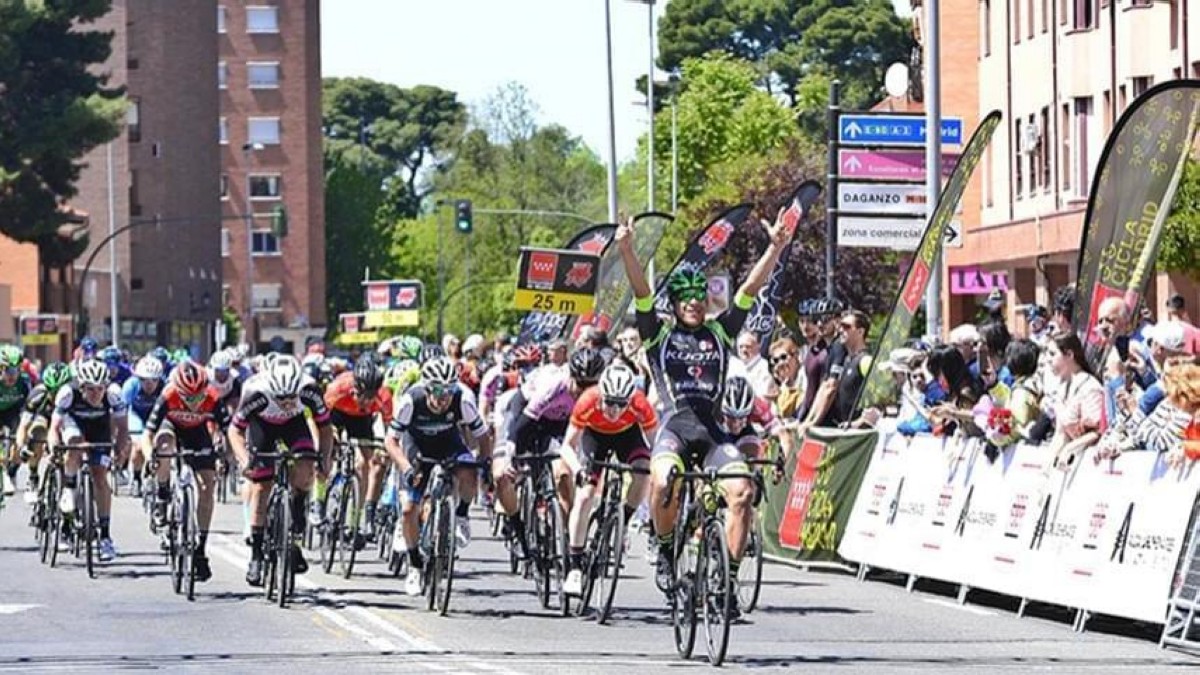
[629, 0, 657, 213]
[242, 142, 264, 351]
[602, 0, 620, 223]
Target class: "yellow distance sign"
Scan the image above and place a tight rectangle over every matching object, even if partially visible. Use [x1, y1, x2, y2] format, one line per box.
[20, 334, 59, 346]
[512, 289, 595, 316]
[363, 310, 419, 328]
[334, 331, 382, 346]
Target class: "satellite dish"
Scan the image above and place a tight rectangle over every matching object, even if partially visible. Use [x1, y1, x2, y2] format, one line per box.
[884, 62, 909, 98]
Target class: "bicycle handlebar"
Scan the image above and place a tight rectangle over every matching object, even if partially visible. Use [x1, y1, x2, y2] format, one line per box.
[344, 438, 386, 450]
[58, 442, 114, 451]
[589, 460, 650, 476]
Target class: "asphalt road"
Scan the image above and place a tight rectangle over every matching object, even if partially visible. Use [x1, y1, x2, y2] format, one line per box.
[1, 476, 1197, 674]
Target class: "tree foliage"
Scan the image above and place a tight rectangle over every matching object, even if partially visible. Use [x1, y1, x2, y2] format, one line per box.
[1162, 158, 1200, 280]
[657, 0, 914, 111]
[0, 0, 124, 256]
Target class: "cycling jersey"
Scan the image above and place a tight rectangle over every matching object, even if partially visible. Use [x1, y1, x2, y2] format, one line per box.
[389, 384, 487, 454]
[108, 362, 132, 388]
[569, 386, 657, 435]
[634, 293, 754, 416]
[21, 384, 57, 422]
[323, 371, 393, 424]
[53, 384, 128, 462]
[233, 373, 330, 428]
[207, 368, 242, 407]
[121, 376, 163, 423]
[0, 374, 31, 412]
[521, 370, 577, 422]
[479, 365, 519, 409]
[144, 383, 232, 434]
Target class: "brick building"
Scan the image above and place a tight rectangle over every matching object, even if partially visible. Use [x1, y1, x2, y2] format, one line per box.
[218, 1, 326, 352]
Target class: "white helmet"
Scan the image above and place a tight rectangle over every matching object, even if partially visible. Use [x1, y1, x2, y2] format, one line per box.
[75, 358, 110, 387]
[721, 376, 755, 418]
[133, 356, 164, 380]
[266, 354, 304, 397]
[209, 349, 233, 371]
[301, 352, 324, 368]
[599, 364, 636, 404]
[420, 357, 458, 387]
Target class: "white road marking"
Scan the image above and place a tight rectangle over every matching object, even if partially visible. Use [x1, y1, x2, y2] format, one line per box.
[0, 604, 42, 615]
[922, 597, 996, 617]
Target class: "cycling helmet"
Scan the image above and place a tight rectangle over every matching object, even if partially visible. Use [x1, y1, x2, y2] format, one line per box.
[266, 354, 304, 397]
[721, 376, 755, 419]
[133, 356, 164, 380]
[41, 362, 72, 393]
[209, 349, 233, 371]
[599, 364, 637, 404]
[301, 352, 324, 368]
[665, 268, 708, 302]
[99, 346, 122, 365]
[419, 344, 445, 364]
[420, 357, 458, 387]
[568, 347, 605, 384]
[172, 359, 209, 396]
[511, 344, 542, 367]
[398, 335, 424, 361]
[797, 298, 819, 318]
[0, 345, 22, 368]
[79, 337, 98, 354]
[352, 355, 384, 394]
[150, 346, 171, 366]
[75, 358, 110, 387]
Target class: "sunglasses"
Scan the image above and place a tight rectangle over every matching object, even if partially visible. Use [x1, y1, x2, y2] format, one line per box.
[675, 289, 707, 303]
[770, 353, 794, 364]
[428, 383, 456, 398]
[602, 397, 630, 410]
[277, 394, 299, 405]
[2, 366, 18, 376]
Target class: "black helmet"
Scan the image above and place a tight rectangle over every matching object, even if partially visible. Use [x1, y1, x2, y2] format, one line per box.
[568, 347, 605, 384]
[352, 355, 384, 394]
[420, 343, 445, 364]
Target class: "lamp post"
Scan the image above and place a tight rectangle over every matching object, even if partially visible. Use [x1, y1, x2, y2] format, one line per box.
[242, 142, 264, 351]
[105, 142, 118, 347]
[602, 0, 620, 223]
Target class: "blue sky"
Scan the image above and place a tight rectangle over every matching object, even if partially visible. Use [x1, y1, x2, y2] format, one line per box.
[321, 1, 912, 162]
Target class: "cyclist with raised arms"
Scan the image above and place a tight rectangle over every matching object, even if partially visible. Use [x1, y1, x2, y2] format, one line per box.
[228, 354, 333, 587]
[384, 357, 492, 596]
[616, 211, 789, 598]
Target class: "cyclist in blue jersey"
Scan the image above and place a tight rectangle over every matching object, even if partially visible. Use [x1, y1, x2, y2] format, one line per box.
[617, 211, 789, 600]
[100, 347, 132, 388]
[122, 356, 165, 494]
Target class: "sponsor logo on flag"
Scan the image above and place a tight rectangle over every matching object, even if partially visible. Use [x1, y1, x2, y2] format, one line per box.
[528, 252, 558, 289]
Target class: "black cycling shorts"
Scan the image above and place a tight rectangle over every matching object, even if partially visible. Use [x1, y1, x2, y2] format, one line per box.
[0, 406, 21, 435]
[245, 415, 317, 482]
[154, 420, 217, 472]
[331, 409, 377, 441]
[581, 425, 651, 480]
[651, 406, 723, 467]
[402, 432, 473, 503]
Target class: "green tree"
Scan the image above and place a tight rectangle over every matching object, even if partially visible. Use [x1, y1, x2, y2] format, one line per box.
[324, 153, 390, 320]
[1162, 158, 1200, 279]
[657, 0, 913, 111]
[0, 1, 124, 256]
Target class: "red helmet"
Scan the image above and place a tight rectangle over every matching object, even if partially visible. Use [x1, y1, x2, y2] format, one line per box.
[512, 344, 542, 367]
[173, 359, 209, 397]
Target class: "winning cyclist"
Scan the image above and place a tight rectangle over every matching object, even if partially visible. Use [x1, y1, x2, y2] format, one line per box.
[384, 357, 492, 596]
[16, 362, 73, 503]
[143, 360, 232, 582]
[616, 210, 788, 600]
[228, 355, 333, 587]
[560, 363, 658, 596]
[323, 355, 392, 543]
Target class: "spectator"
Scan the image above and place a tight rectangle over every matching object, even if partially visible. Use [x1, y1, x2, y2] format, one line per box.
[1023, 304, 1052, 345]
[442, 334, 462, 360]
[1046, 333, 1106, 469]
[1117, 357, 1199, 458]
[794, 299, 838, 423]
[1165, 362, 1200, 468]
[800, 310, 875, 431]
[732, 330, 778, 401]
[977, 321, 1015, 392]
[1165, 293, 1200, 355]
[1002, 339, 1046, 443]
[895, 351, 948, 436]
[546, 338, 568, 368]
[614, 326, 653, 393]
[926, 344, 988, 438]
[768, 337, 805, 419]
[1050, 285, 1075, 335]
[948, 324, 981, 367]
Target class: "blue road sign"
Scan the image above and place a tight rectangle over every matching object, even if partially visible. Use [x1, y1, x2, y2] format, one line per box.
[838, 114, 964, 146]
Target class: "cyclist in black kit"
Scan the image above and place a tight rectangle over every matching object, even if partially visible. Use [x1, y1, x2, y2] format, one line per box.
[616, 211, 789, 595]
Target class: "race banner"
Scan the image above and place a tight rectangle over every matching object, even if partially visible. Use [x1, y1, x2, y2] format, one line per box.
[335, 312, 380, 345]
[573, 210, 673, 340]
[516, 224, 616, 344]
[1072, 81, 1200, 363]
[745, 180, 823, 356]
[855, 111, 1002, 412]
[18, 314, 63, 347]
[363, 279, 424, 328]
[513, 247, 601, 316]
[761, 427, 875, 564]
[651, 204, 754, 316]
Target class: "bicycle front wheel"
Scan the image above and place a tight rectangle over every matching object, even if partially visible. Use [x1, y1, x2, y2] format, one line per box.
[737, 514, 764, 614]
[181, 485, 197, 602]
[320, 478, 344, 574]
[597, 505, 626, 625]
[550, 499, 570, 617]
[81, 473, 96, 579]
[42, 471, 62, 567]
[277, 489, 294, 608]
[435, 499, 457, 616]
[701, 522, 733, 666]
[338, 476, 360, 579]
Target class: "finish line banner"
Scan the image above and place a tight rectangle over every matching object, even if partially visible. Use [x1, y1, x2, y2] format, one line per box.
[761, 427, 875, 564]
[839, 432, 1200, 624]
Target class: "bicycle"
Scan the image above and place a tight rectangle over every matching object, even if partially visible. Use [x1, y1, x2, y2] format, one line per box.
[662, 463, 762, 666]
[375, 467, 402, 572]
[576, 460, 650, 623]
[513, 451, 570, 616]
[412, 455, 478, 615]
[214, 434, 238, 504]
[27, 439, 60, 566]
[737, 456, 784, 615]
[157, 447, 202, 601]
[61, 442, 113, 579]
[319, 437, 383, 579]
[257, 443, 301, 608]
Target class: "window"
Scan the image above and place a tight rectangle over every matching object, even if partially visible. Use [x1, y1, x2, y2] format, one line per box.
[218, 61, 228, 89]
[1074, 0, 1095, 30]
[1014, 120, 1024, 198]
[1027, 0, 1034, 38]
[1060, 0, 1068, 24]
[247, 62, 280, 89]
[246, 6, 279, 33]
[1074, 97, 1093, 196]
[127, 97, 141, 143]
[1014, 0, 1021, 43]
[1042, 0, 1048, 32]
[130, 169, 141, 216]
[219, 116, 228, 145]
[1171, 0, 1179, 50]
[220, 174, 229, 200]
[249, 174, 281, 199]
[251, 230, 280, 255]
[1132, 76, 1153, 98]
[1061, 104, 1071, 192]
[252, 283, 282, 310]
[1119, 84, 1127, 113]
[221, 228, 230, 257]
[1103, 89, 1111, 133]
[217, 5, 226, 33]
[1028, 114, 1040, 191]
[981, 0, 991, 57]
[1040, 107, 1051, 190]
[247, 117, 280, 145]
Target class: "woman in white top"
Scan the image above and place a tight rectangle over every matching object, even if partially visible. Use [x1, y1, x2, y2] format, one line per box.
[1045, 332, 1106, 469]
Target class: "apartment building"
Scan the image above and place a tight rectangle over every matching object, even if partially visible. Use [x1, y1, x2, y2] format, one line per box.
[219, 1, 326, 353]
[953, 0, 1200, 329]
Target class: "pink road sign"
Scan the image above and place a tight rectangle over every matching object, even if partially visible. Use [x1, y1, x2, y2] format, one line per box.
[838, 149, 960, 182]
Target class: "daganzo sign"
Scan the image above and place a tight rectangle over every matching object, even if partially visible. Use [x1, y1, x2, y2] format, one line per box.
[837, 183, 928, 216]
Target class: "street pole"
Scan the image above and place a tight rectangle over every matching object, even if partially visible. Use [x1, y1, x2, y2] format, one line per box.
[671, 97, 678, 213]
[645, 0, 655, 214]
[436, 202, 445, 336]
[603, 0, 620, 223]
[825, 80, 841, 302]
[242, 143, 261, 351]
[465, 239, 471, 335]
[924, 0, 943, 340]
[105, 142, 118, 348]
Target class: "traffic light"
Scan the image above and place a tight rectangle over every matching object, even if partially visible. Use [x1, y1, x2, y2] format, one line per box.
[271, 205, 288, 238]
[454, 199, 473, 234]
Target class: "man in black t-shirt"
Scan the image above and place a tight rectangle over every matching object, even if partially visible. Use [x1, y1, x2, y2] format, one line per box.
[798, 310, 877, 432]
